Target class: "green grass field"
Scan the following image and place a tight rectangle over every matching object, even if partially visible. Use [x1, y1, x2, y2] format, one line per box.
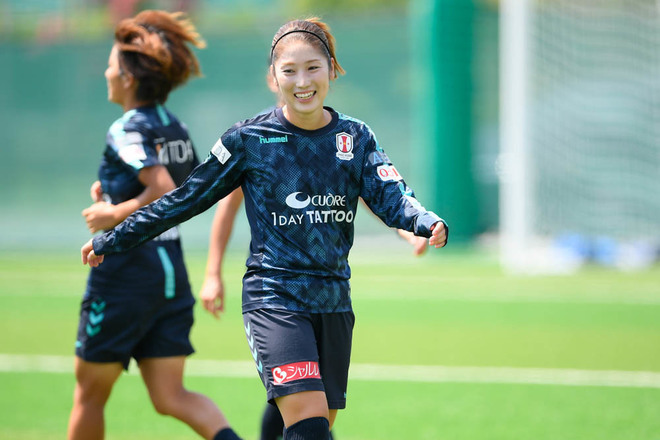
[1, 246, 660, 440]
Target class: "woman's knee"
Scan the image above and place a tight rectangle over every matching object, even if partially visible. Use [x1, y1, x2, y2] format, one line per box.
[139, 357, 188, 416]
[73, 359, 122, 406]
[73, 383, 110, 409]
[148, 386, 187, 416]
[276, 391, 329, 427]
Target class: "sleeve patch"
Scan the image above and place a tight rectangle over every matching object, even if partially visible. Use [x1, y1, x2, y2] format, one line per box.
[211, 138, 232, 164]
[118, 143, 147, 165]
[368, 151, 391, 165]
[377, 164, 403, 182]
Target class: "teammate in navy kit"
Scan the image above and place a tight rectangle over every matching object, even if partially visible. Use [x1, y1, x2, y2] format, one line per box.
[69, 10, 241, 440]
[81, 17, 448, 440]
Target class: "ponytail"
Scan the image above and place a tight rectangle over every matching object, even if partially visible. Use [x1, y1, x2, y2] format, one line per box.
[114, 10, 205, 103]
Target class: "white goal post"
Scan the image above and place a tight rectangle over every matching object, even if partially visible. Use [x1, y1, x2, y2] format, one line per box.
[499, 0, 660, 273]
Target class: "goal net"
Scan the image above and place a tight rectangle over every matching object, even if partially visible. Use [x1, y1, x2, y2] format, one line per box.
[500, 0, 660, 273]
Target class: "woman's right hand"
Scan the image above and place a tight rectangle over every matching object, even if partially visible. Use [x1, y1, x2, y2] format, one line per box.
[81, 239, 104, 267]
[397, 229, 428, 256]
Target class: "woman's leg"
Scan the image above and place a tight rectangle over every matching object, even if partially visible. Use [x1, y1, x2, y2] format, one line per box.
[139, 356, 236, 439]
[276, 390, 329, 427]
[260, 403, 285, 440]
[261, 402, 336, 440]
[328, 410, 338, 430]
[67, 357, 123, 440]
[276, 391, 331, 439]
[244, 309, 348, 439]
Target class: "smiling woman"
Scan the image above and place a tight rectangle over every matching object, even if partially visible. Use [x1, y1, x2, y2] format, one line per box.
[268, 19, 344, 131]
[80, 16, 448, 440]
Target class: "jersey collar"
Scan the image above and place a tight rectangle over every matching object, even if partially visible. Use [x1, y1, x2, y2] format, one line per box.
[275, 106, 339, 137]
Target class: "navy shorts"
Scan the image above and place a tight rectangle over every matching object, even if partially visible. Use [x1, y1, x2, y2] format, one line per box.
[243, 308, 355, 409]
[75, 287, 195, 369]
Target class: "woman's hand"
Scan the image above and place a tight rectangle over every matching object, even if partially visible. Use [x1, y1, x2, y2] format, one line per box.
[199, 273, 225, 319]
[81, 239, 104, 267]
[429, 221, 448, 248]
[397, 229, 428, 256]
[90, 180, 103, 202]
[82, 202, 120, 233]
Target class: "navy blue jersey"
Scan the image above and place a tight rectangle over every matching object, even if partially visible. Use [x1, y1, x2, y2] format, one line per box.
[92, 107, 444, 312]
[99, 104, 200, 204]
[88, 104, 198, 296]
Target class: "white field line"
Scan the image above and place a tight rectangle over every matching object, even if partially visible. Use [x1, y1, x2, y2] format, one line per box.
[5, 286, 660, 306]
[1, 354, 660, 389]
[354, 287, 660, 306]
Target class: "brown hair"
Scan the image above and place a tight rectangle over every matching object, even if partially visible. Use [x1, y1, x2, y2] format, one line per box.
[270, 17, 345, 80]
[114, 10, 206, 103]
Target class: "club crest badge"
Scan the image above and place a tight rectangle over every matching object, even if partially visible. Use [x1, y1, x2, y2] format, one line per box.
[335, 132, 354, 161]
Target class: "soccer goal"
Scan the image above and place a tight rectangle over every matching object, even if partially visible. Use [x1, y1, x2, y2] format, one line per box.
[499, 0, 660, 273]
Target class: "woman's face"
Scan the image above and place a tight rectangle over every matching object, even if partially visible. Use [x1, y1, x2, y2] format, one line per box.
[105, 45, 129, 106]
[272, 39, 334, 127]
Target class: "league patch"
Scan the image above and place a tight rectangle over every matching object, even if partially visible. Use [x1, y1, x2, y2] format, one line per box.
[377, 164, 403, 181]
[335, 132, 354, 161]
[211, 138, 232, 164]
[272, 361, 321, 385]
[368, 151, 391, 165]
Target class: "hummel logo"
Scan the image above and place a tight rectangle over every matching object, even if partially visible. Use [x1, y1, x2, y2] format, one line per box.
[86, 323, 101, 337]
[244, 322, 263, 373]
[259, 135, 289, 144]
[86, 300, 106, 337]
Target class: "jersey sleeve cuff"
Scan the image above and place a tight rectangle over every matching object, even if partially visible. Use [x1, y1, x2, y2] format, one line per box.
[415, 212, 445, 238]
[92, 234, 109, 256]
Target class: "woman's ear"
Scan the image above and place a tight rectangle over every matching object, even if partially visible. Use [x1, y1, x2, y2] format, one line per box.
[329, 58, 336, 80]
[121, 70, 135, 89]
[267, 67, 279, 92]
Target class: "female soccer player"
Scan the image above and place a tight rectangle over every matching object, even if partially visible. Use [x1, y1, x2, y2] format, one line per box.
[81, 17, 448, 440]
[69, 10, 241, 440]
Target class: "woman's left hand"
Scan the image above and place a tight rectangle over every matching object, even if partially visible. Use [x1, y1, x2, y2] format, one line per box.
[429, 221, 448, 249]
[82, 202, 119, 233]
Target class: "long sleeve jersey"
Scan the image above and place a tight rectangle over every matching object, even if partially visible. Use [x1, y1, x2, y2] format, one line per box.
[93, 107, 445, 313]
